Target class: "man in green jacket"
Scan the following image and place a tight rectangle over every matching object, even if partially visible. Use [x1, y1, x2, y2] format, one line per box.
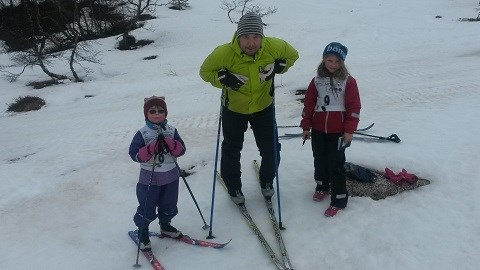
[200, 12, 299, 204]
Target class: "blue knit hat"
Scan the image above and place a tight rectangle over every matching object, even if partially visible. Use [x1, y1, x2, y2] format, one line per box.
[323, 42, 348, 62]
[236, 12, 264, 37]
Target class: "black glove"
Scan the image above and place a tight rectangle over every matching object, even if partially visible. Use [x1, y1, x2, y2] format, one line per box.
[260, 59, 287, 82]
[218, 69, 246, 90]
[273, 59, 287, 73]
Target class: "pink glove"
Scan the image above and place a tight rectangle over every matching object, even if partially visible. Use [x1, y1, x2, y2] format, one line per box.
[400, 169, 418, 185]
[163, 137, 184, 157]
[384, 168, 404, 185]
[137, 139, 159, 162]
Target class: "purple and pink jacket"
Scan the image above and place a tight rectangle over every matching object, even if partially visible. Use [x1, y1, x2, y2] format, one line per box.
[129, 121, 186, 186]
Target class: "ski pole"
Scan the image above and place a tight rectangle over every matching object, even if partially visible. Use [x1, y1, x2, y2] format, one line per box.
[354, 132, 401, 143]
[272, 106, 285, 229]
[173, 160, 209, 230]
[158, 133, 209, 230]
[207, 103, 222, 239]
[271, 77, 285, 230]
[133, 141, 160, 268]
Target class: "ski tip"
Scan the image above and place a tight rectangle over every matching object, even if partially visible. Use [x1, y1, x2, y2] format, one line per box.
[213, 238, 232, 248]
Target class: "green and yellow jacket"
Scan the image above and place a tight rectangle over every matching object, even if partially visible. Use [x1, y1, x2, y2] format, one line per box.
[200, 34, 299, 114]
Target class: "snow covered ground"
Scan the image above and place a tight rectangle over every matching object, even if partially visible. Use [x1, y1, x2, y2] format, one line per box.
[1, 0, 479, 269]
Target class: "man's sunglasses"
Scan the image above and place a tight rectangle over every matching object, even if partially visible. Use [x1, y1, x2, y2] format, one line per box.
[148, 109, 165, 114]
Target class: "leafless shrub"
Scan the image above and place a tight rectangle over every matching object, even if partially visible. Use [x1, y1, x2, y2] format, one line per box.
[27, 79, 63, 89]
[168, 0, 190, 10]
[7, 96, 46, 112]
[143, 55, 158, 60]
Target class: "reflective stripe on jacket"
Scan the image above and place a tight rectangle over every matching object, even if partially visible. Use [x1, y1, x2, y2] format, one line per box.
[200, 34, 298, 114]
[300, 76, 361, 134]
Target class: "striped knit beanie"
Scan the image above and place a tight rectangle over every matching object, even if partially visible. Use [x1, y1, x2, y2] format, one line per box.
[236, 12, 264, 38]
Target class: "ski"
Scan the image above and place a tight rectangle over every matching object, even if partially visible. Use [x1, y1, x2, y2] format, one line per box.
[356, 122, 375, 132]
[278, 122, 374, 131]
[149, 231, 231, 248]
[278, 133, 302, 139]
[128, 230, 166, 270]
[279, 123, 375, 140]
[277, 124, 301, 128]
[253, 160, 293, 270]
[217, 173, 288, 270]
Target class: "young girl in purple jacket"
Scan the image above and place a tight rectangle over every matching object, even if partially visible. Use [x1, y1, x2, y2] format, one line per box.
[129, 96, 186, 251]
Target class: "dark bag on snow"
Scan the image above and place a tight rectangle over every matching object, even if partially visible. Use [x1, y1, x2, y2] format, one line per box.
[344, 162, 377, 183]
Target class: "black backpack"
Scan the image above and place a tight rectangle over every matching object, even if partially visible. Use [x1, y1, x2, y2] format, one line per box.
[344, 162, 377, 183]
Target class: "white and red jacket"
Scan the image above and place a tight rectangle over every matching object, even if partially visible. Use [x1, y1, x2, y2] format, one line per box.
[300, 75, 361, 134]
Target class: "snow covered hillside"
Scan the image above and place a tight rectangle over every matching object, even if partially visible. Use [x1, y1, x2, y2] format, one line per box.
[1, 0, 479, 269]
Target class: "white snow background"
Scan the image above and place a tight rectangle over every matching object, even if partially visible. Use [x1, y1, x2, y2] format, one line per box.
[1, 0, 480, 269]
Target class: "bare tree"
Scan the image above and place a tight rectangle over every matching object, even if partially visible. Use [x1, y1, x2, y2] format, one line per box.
[66, 31, 101, 82]
[0, 0, 16, 9]
[0, 0, 69, 81]
[64, 0, 101, 82]
[0, 0, 101, 82]
[220, 0, 277, 24]
[220, 0, 238, 23]
[118, 0, 164, 50]
[0, 0, 163, 83]
[2, 39, 68, 82]
[18, 0, 68, 81]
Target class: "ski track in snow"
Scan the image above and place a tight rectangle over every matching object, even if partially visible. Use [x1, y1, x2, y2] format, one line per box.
[361, 58, 480, 108]
[173, 114, 220, 129]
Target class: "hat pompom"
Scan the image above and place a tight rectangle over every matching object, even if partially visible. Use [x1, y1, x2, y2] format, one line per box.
[236, 12, 264, 38]
[144, 96, 167, 118]
[323, 42, 348, 62]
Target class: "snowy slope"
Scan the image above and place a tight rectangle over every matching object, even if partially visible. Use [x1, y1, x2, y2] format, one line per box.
[1, 0, 479, 269]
